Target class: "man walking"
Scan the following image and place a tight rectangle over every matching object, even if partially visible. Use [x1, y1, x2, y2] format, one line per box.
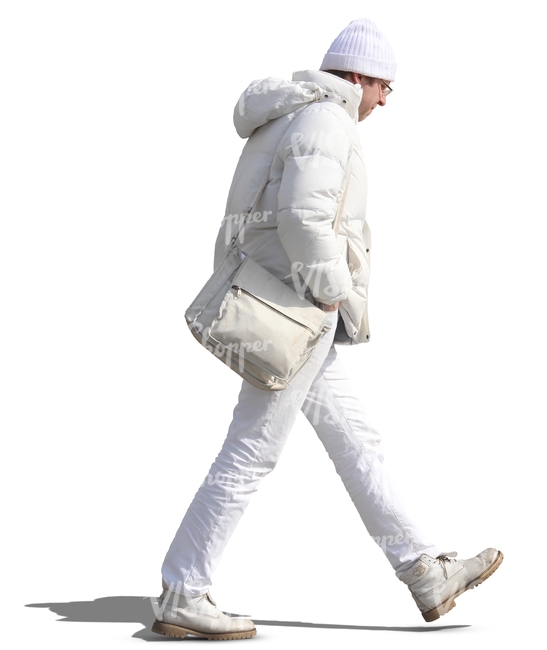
[152, 17, 503, 640]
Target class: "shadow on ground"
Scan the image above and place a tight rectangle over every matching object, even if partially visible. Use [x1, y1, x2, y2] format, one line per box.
[26, 596, 469, 641]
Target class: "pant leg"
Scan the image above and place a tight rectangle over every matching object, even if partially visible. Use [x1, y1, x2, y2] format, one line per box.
[301, 344, 441, 576]
[161, 311, 338, 596]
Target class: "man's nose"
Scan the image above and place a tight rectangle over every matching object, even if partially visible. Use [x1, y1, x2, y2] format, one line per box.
[378, 94, 387, 107]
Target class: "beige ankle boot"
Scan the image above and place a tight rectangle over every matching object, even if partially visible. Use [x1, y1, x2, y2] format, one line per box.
[399, 548, 503, 622]
[152, 585, 256, 640]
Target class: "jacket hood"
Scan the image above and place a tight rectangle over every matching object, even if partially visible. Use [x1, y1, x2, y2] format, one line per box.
[233, 70, 362, 139]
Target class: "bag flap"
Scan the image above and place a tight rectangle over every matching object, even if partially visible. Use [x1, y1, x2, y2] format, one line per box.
[232, 257, 329, 333]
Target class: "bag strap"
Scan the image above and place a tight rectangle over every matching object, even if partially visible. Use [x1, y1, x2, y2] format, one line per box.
[227, 175, 271, 252]
[333, 156, 353, 236]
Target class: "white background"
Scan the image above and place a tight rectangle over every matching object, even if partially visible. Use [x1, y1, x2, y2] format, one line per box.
[2, 0, 545, 648]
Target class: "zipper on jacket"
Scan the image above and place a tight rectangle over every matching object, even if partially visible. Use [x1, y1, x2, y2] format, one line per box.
[231, 285, 319, 335]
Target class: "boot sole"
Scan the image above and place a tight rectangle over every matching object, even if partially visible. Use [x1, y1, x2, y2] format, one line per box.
[422, 550, 504, 622]
[151, 619, 257, 640]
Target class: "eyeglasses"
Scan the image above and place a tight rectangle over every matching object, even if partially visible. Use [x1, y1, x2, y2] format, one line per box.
[380, 80, 393, 96]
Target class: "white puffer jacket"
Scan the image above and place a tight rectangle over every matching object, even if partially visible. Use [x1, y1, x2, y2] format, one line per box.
[214, 70, 371, 344]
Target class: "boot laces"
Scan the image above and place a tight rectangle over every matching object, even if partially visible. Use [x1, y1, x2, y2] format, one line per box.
[437, 552, 458, 579]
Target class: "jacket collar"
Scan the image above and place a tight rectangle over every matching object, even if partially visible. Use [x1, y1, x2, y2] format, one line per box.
[292, 70, 362, 123]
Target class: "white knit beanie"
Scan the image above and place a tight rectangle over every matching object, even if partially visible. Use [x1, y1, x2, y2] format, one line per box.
[320, 17, 397, 82]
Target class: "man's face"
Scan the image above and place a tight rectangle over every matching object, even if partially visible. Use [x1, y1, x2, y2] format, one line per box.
[356, 76, 389, 121]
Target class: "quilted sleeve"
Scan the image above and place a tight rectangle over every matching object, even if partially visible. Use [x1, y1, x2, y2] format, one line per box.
[276, 104, 354, 304]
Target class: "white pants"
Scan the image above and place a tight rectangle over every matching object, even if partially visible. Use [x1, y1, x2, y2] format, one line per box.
[162, 312, 440, 596]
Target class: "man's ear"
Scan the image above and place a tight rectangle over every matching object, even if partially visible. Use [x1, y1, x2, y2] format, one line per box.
[346, 72, 362, 85]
